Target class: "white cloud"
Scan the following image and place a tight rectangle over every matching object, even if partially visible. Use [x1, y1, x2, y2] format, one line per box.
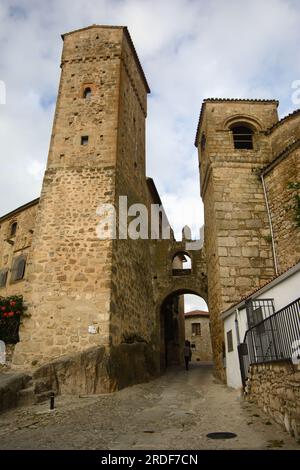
[184, 294, 208, 313]
[0, 0, 300, 228]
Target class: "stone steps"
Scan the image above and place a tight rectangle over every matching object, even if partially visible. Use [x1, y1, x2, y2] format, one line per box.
[0, 372, 32, 413]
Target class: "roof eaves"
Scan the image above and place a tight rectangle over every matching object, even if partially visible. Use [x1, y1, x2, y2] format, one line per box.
[262, 138, 300, 176]
[194, 98, 279, 148]
[0, 198, 40, 223]
[221, 260, 300, 319]
[265, 108, 300, 135]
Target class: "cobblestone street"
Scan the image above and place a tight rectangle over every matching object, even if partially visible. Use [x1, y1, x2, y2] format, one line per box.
[0, 363, 299, 450]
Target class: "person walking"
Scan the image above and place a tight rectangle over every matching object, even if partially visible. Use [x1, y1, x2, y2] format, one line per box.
[183, 340, 191, 371]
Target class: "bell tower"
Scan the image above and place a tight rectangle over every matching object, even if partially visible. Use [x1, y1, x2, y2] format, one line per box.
[195, 98, 279, 378]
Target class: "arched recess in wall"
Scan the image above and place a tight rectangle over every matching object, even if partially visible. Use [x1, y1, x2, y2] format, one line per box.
[83, 87, 92, 99]
[172, 251, 192, 275]
[223, 114, 263, 132]
[224, 116, 262, 151]
[80, 83, 95, 99]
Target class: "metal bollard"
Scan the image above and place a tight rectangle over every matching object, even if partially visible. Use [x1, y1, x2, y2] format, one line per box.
[50, 391, 55, 410]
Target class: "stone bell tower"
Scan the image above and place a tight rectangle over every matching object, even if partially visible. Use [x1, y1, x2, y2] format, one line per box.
[195, 99, 279, 378]
[13, 25, 152, 367]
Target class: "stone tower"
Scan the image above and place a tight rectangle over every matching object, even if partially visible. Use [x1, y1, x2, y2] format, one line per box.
[13, 25, 155, 367]
[195, 99, 279, 378]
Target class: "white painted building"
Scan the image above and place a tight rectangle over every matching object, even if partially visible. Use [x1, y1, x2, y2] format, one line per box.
[222, 262, 300, 389]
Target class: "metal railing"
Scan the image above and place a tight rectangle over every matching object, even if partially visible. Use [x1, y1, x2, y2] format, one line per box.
[243, 297, 300, 365]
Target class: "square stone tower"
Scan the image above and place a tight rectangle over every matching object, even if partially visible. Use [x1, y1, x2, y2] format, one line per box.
[195, 99, 279, 378]
[13, 26, 155, 367]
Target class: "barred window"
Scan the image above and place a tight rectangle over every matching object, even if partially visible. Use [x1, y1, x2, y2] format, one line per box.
[0, 269, 8, 288]
[192, 323, 201, 336]
[11, 256, 26, 282]
[231, 125, 253, 150]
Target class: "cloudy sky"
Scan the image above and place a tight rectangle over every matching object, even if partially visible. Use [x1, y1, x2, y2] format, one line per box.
[0, 0, 300, 311]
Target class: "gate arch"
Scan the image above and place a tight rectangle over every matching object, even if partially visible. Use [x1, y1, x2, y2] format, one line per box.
[157, 287, 208, 372]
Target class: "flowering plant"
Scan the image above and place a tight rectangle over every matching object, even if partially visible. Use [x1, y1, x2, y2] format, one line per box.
[0, 295, 25, 344]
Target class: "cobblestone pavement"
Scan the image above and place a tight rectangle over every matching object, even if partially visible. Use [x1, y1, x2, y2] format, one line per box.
[0, 363, 299, 450]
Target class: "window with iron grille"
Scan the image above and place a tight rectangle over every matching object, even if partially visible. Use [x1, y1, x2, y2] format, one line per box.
[11, 256, 26, 282]
[245, 299, 275, 329]
[231, 125, 254, 149]
[192, 323, 201, 336]
[0, 269, 8, 288]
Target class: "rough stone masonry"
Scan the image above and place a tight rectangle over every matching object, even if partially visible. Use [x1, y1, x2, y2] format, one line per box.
[0, 25, 299, 389]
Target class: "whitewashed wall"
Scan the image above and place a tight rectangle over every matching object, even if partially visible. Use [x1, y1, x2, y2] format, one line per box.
[223, 266, 300, 389]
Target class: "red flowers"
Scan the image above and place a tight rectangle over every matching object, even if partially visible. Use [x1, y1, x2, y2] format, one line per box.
[0, 295, 24, 344]
[0, 295, 24, 321]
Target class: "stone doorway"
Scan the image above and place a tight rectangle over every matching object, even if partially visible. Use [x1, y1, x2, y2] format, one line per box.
[159, 290, 210, 372]
[160, 289, 212, 373]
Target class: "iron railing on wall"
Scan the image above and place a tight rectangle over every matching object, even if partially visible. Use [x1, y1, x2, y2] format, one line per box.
[243, 297, 300, 365]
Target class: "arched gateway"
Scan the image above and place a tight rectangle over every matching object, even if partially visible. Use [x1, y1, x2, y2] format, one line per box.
[153, 239, 208, 372]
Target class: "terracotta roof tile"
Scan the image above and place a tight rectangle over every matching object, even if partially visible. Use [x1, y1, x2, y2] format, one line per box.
[223, 259, 300, 315]
[265, 108, 300, 135]
[194, 98, 279, 147]
[184, 309, 209, 318]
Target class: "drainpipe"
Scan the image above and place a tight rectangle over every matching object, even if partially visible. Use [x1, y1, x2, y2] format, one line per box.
[261, 173, 279, 275]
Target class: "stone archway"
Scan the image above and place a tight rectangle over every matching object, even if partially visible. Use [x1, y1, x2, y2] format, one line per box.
[158, 288, 208, 372]
[152, 239, 208, 373]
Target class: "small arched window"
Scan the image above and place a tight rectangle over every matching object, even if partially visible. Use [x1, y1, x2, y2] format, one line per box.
[231, 125, 254, 150]
[172, 252, 192, 276]
[10, 222, 17, 237]
[83, 87, 92, 99]
[11, 255, 26, 282]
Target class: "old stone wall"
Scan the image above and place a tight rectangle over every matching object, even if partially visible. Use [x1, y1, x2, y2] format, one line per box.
[110, 31, 156, 352]
[268, 110, 300, 157]
[185, 315, 212, 362]
[197, 100, 278, 378]
[12, 27, 125, 367]
[265, 146, 300, 272]
[0, 201, 38, 298]
[32, 342, 157, 398]
[246, 361, 300, 440]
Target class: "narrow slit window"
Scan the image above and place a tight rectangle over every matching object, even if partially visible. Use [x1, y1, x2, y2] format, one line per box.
[10, 222, 17, 237]
[81, 136, 89, 146]
[0, 269, 8, 288]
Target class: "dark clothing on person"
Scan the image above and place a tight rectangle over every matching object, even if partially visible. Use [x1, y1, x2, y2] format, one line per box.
[184, 343, 191, 370]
